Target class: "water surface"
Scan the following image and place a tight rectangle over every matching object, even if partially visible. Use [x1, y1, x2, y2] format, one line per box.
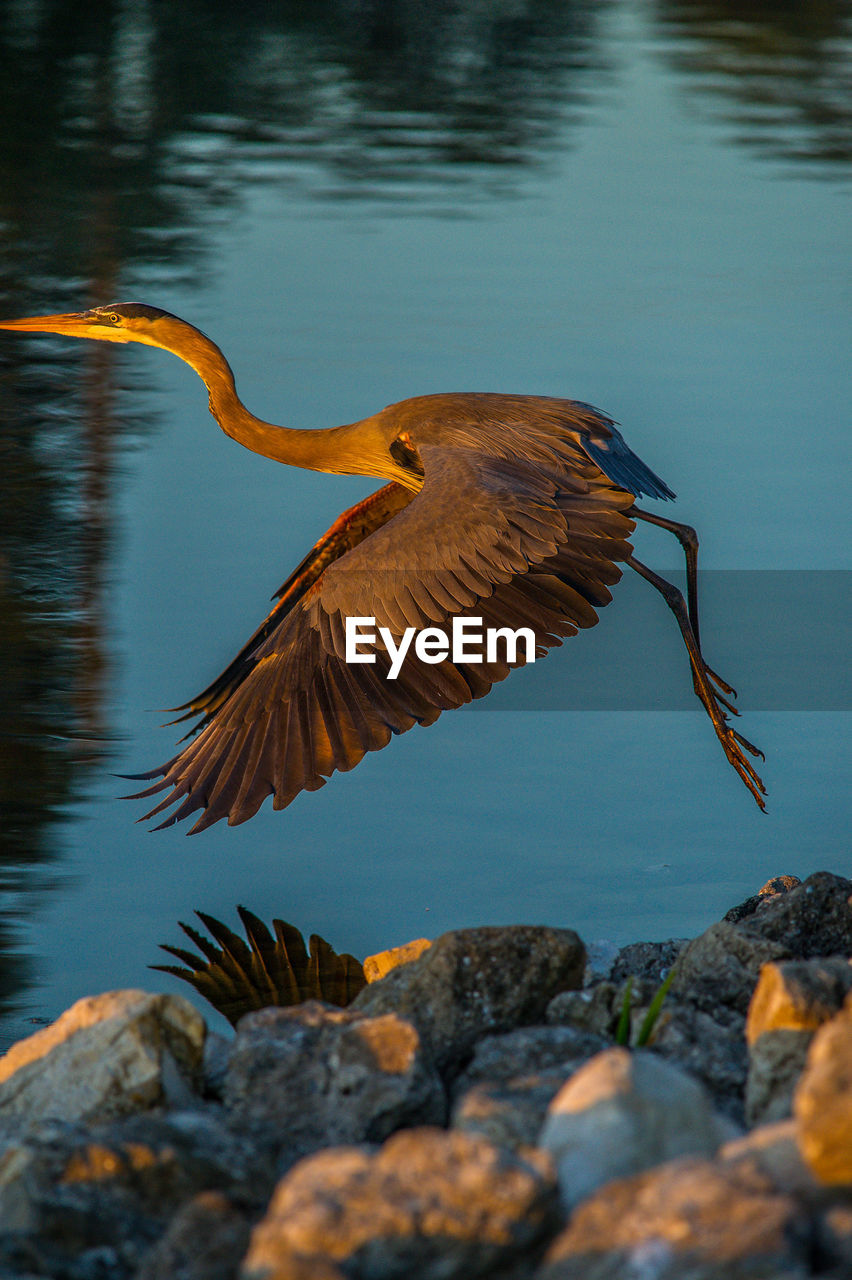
[0, 0, 849, 1037]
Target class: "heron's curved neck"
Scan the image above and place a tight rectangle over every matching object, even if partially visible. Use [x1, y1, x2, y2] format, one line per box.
[177, 328, 366, 476]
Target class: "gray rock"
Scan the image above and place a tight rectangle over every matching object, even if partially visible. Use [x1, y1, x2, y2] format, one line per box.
[737, 871, 852, 957]
[223, 1002, 445, 1166]
[454, 1025, 608, 1094]
[794, 998, 852, 1185]
[647, 999, 749, 1124]
[450, 1025, 607, 1150]
[241, 1127, 559, 1280]
[352, 925, 585, 1076]
[671, 922, 788, 1017]
[545, 984, 618, 1038]
[538, 1047, 736, 1210]
[0, 991, 205, 1130]
[538, 1155, 805, 1280]
[0, 1109, 266, 1278]
[136, 1190, 251, 1280]
[610, 938, 689, 985]
[723, 875, 802, 924]
[202, 1030, 233, 1101]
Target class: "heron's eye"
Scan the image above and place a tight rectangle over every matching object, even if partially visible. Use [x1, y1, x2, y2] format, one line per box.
[108, 313, 120, 324]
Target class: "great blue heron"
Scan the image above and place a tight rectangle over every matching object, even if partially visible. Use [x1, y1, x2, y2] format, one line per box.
[0, 303, 765, 830]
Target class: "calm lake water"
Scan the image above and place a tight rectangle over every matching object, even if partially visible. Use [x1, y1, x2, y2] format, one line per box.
[0, 0, 850, 1038]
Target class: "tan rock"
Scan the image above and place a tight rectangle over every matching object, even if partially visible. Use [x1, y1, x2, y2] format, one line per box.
[720, 1118, 820, 1198]
[241, 1128, 557, 1280]
[363, 938, 432, 983]
[746, 957, 852, 1042]
[540, 1156, 802, 1280]
[0, 990, 205, 1126]
[794, 1000, 852, 1185]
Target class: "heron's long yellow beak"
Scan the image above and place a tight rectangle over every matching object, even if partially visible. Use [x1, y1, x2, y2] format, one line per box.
[0, 311, 105, 337]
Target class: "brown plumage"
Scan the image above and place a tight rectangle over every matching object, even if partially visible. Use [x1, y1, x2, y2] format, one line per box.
[0, 303, 766, 829]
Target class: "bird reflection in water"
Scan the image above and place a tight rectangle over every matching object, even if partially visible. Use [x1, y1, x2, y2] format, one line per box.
[0, 304, 765, 830]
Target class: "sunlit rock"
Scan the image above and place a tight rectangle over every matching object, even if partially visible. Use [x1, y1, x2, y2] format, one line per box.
[241, 1128, 558, 1280]
[0, 990, 205, 1127]
[539, 1156, 802, 1280]
[794, 997, 852, 1185]
[363, 937, 432, 983]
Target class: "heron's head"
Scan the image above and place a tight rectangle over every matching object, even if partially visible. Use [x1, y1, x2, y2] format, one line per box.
[0, 302, 202, 354]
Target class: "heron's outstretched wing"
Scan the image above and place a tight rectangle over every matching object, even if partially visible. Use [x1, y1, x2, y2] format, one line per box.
[168, 481, 414, 732]
[130, 444, 637, 831]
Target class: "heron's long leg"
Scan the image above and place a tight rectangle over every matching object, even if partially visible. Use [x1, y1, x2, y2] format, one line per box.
[626, 554, 766, 810]
[630, 506, 736, 703]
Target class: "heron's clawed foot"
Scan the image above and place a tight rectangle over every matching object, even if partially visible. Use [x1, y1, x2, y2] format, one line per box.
[719, 723, 767, 811]
[694, 656, 766, 809]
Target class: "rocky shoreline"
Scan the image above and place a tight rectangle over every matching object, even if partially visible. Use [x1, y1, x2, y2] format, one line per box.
[0, 871, 851, 1279]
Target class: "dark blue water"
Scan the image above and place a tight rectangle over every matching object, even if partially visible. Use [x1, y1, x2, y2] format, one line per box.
[0, 0, 849, 1038]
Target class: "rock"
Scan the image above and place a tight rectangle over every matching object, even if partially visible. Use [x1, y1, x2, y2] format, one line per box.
[538, 1155, 804, 1280]
[723, 875, 802, 924]
[241, 1127, 558, 1280]
[747, 957, 852, 1039]
[745, 956, 852, 1124]
[0, 1109, 267, 1276]
[538, 1047, 736, 1210]
[201, 1030, 232, 1101]
[136, 1190, 252, 1280]
[352, 925, 585, 1076]
[671, 922, 788, 1017]
[610, 938, 689, 984]
[223, 1002, 445, 1166]
[363, 938, 432, 983]
[671, 873, 852, 1024]
[794, 999, 852, 1185]
[451, 1025, 607, 1149]
[737, 872, 852, 957]
[454, 1025, 608, 1093]
[0, 991, 205, 1128]
[545, 984, 618, 1038]
[719, 1119, 820, 1199]
[453, 1078, 567, 1150]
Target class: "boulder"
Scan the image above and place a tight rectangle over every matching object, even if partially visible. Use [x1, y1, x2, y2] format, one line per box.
[745, 957, 852, 1124]
[0, 1109, 265, 1276]
[793, 998, 852, 1185]
[223, 1002, 445, 1165]
[0, 991, 205, 1128]
[241, 1127, 558, 1280]
[538, 1155, 804, 1280]
[352, 925, 585, 1076]
[538, 1047, 736, 1209]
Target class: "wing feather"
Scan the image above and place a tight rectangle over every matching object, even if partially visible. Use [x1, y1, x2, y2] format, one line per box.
[132, 435, 644, 829]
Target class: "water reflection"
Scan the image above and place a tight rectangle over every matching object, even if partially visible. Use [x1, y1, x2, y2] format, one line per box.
[658, 1, 852, 169]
